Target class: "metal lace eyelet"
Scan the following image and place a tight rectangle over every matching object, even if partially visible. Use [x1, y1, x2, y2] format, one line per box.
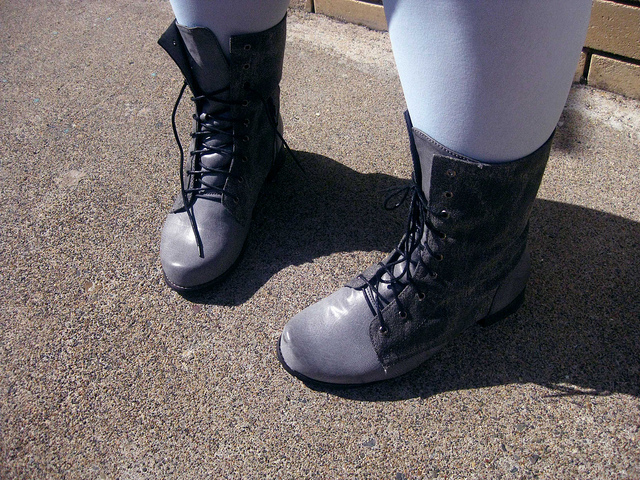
[438, 231, 447, 239]
[243, 118, 250, 127]
[241, 156, 248, 163]
[399, 311, 407, 320]
[242, 135, 250, 142]
[379, 325, 389, 336]
[243, 63, 250, 70]
[242, 100, 249, 107]
[417, 292, 426, 301]
[435, 254, 444, 261]
[440, 210, 450, 219]
[446, 170, 457, 177]
[444, 191, 453, 198]
[244, 44, 251, 51]
[237, 176, 244, 184]
[430, 271, 438, 279]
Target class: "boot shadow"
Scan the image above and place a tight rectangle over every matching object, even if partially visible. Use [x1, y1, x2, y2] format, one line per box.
[303, 199, 640, 401]
[180, 150, 410, 305]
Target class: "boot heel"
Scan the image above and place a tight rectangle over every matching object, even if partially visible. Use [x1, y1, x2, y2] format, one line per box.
[267, 146, 286, 183]
[478, 289, 525, 327]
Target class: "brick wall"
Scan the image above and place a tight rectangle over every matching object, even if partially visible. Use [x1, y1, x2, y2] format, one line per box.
[298, 0, 640, 99]
[581, 0, 640, 98]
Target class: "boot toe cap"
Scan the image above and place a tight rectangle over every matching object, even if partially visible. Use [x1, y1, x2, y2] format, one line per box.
[278, 287, 387, 385]
[160, 206, 247, 290]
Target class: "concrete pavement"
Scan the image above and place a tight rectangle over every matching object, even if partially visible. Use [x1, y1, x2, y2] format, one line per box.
[1, 1, 639, 478]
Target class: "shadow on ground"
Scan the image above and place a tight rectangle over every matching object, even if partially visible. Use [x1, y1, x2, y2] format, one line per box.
[180, 150, 411, 305]
[180, 149, 640, 401]
[309, 199, 640, 401]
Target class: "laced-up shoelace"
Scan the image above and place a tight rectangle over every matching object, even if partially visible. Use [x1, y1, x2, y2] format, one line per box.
[358, 181, 447, 335]
[171, 80, 300, 258]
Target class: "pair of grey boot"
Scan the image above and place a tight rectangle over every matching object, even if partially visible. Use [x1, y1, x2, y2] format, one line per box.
[158, 16, 552, 386]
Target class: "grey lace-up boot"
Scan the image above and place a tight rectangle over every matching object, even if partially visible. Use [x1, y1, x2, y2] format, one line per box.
[278, 112, 552, 385]
[158, 16, 287, 291]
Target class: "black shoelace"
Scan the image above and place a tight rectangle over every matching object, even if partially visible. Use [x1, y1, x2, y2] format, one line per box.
[358, 181, 448, 335]
[171, 80, 299, 258]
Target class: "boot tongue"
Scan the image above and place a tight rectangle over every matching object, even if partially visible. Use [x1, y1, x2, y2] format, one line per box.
[176, 24, 230, 95]
[175, 25, 234, 198]
[373, 230, 423, 304]
[197, 114, 233, 197]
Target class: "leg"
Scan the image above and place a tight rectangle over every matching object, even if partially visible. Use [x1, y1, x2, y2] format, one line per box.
[278, 0, 592, 385]
[159, 1, 290, 290]
[385, 0, 592, 162]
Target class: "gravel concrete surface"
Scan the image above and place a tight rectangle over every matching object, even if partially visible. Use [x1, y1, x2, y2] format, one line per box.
[1, 1, 639, 478]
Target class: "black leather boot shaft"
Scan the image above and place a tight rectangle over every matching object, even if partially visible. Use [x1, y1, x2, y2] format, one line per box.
[361, 122, 552, 369]
[158, 16, 286, 226]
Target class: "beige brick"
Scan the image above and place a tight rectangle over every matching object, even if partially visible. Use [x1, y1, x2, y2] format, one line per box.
[588, 54, 640, 99]
[288, 0, 311, 10]
[314, 0, 387, 31]
[586, 0, 640, 60]
[575, 51, 588, 83]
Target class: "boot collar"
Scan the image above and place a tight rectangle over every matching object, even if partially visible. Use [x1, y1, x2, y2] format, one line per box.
[158, 20, 229, 97]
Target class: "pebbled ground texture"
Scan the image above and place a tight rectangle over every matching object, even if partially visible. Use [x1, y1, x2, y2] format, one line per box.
[1, 1, 639, 478]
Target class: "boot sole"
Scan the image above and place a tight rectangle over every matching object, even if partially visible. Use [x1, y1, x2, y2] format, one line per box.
[276, 288, 526, 388]
[478, 288, 525, 327]
[162, 147, 287, 293]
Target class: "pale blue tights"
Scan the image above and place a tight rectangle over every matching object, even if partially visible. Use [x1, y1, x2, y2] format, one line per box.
[169, 0, 592, 162]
